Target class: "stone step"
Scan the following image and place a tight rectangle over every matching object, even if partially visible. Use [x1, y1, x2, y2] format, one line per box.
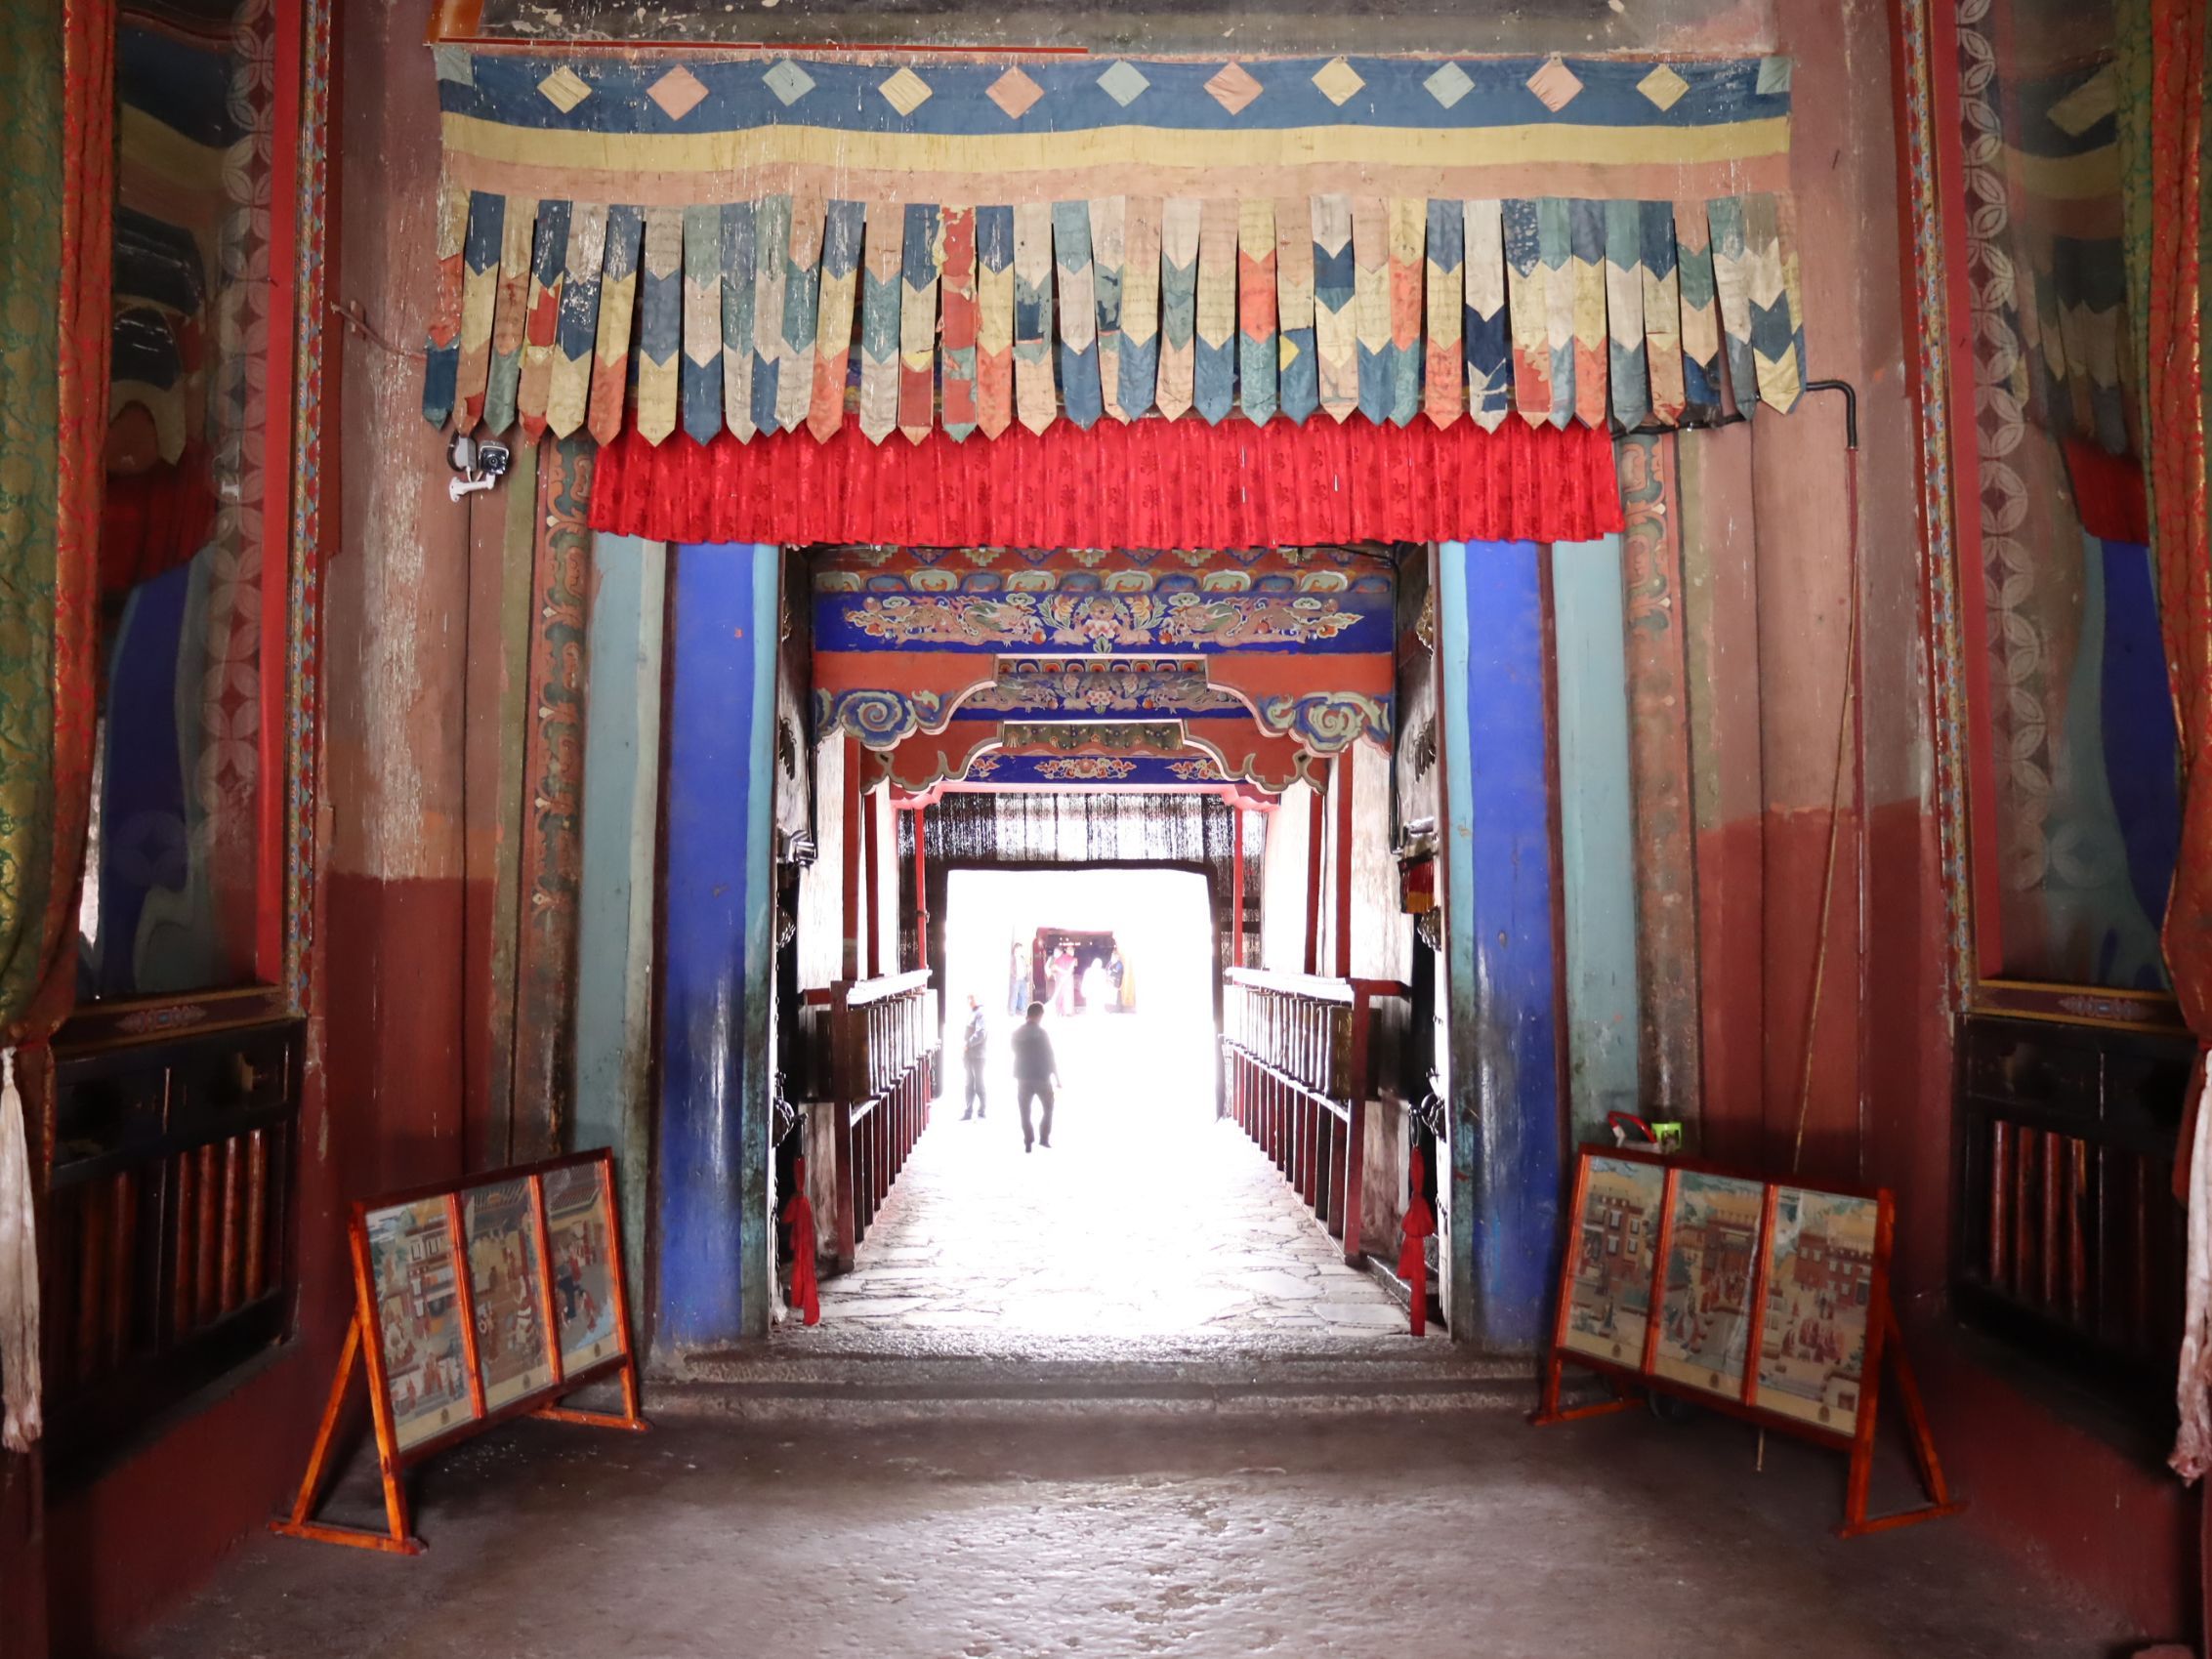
[648, 1340, 1604, 1424]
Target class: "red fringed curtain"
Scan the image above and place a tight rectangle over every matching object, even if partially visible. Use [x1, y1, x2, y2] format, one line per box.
[589, 413, 1625, 548]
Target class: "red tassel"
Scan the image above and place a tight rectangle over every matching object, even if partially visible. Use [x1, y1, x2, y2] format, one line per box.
[784, 1157, 820, 1327]
[1398, 1144, 1437, 1338]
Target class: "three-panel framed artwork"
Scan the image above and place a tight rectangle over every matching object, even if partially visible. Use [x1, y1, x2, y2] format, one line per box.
[272, 1150, 647, 1555]
[1535, 1145, 1962, 1538]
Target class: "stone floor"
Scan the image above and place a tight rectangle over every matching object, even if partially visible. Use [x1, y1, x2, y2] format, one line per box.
[127, 1404, 2115, 1658]
[802, 1011, 1427, 1341]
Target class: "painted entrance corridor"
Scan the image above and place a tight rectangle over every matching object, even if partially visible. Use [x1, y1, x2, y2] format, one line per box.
[794, 1011, 1428, 1341]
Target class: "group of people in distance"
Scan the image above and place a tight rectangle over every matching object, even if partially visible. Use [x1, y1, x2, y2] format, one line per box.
[1007, 939, 1135, 1018]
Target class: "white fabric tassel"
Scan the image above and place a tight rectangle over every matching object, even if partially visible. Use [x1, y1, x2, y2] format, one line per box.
[0, 1047, 42, 1453]
[2171, 1061, 2212, 1481]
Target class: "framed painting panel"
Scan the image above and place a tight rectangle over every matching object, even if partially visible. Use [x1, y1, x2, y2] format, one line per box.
[463, 1177, 558, 1410]
[1651, 1171, 1766, 1399]
[1754, 1186, 1880, 1432]
[1559, 1155, 1667, 1368]
[363, 1197, 477, 1452]
[544, 1160, 623, 1375]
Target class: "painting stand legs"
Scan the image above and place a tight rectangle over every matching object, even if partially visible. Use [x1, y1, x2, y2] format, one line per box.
[1837, 1298, 1965, 1539]
[1529, 1350, 1639, 1428]
[268, 1316, 425, 1555]
[530, 1356, 651, 1433]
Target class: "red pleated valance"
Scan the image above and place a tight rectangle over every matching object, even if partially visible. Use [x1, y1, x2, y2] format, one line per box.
[587, 413, 1625, 548]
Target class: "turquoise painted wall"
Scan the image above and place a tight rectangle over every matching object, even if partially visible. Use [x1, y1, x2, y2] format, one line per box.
[1550, 535, 1641, 1145]
[572, 533, 666, 1304]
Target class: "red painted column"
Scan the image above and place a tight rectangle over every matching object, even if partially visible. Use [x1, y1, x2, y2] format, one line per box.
[910, 807, 928, 972]
[1304, 784, 1324, 975]
[863, 782, 882, 979]
[1231, 809, 1245, 968]
[841, 737, 862, 980]
[1334, 749, 1355, 979]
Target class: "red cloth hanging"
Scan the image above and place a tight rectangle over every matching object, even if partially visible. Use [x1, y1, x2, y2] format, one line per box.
[1398, 1143, 1437, 1339]
[588, 413, 1626, 549]
[2061, 436, 2151, 546]
[784, 1156, 819, 1327]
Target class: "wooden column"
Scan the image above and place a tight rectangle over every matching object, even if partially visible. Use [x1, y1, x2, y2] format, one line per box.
[1334, 748, 1355, 979]
[910, 806, 928, 972]
[1304, 783, 1324, 975]
[1231, 808, 1246, 968]
[863, 784, 883, 978]
[841, 736, 862, 980]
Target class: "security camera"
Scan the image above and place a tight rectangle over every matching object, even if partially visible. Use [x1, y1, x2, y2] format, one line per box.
[447, 430, 507, 502]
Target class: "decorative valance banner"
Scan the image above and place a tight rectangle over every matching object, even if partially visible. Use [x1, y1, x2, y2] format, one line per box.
[425, 50, 1810, 450]
[587, 412, 1624, 548]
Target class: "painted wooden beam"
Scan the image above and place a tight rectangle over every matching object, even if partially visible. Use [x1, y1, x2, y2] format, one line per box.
[1550, 534, 1640, 1147]
[511, 435, 594, 1161]
[1616, 434, 1704, 1130]
[572, 531, 666, 1314]
[655, 542, 779, 1356]
[1438, 539, 1564, 1351]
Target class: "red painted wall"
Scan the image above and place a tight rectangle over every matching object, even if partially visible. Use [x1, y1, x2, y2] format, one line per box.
[43, 0, 487, 1644]
[1677, 0, 2195, 1639]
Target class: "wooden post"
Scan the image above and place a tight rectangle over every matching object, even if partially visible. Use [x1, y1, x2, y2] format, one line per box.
[1304, 784, 1324, 975]
[911, 807, 929, 973]
[841, 738, 863, 981]
[1342, 986, 1369, 1265]
[1231, 808, 1245, 968]
[830, 983, 858, 1272]
[864, 786, 882, 979]
[1334, 747, 1355, 979]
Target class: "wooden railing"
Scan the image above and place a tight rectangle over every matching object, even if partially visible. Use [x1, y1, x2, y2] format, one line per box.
[1221, 967, 1407, 1265]
[42, 1019, 302, 1474]
[1953, 1013, 2190, 1412]
[804, 970, 940, 1272]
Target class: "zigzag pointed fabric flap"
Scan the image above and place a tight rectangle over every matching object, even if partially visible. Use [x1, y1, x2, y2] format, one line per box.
[425, 186, 1812, 445]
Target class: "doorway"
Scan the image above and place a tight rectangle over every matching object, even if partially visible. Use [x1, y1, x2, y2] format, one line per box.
[807, 865, 1423, 1340]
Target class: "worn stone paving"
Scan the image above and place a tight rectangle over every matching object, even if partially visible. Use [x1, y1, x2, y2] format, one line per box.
[803, 1012, 1431, 1341]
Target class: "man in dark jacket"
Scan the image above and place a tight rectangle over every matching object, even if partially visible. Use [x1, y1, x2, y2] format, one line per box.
[960, 994, 988, 1121]
[1009, 1000, 1060, 1152]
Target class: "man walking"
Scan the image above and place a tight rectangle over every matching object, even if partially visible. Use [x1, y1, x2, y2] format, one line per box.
[1010, 1000, 1060, 1153]
[960, 994, 988, 1121]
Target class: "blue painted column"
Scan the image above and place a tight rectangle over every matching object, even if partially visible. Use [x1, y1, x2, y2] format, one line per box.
[1550, 536, 1640, 1145]
[655, 541, 780, 1357]
[1438, 541, 1565, 1352]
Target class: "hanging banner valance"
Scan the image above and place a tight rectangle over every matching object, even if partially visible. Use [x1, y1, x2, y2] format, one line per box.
[425, 50, 1808, 447]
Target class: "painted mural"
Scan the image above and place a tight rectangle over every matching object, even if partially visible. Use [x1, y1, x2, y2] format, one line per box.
[545, 1163, 622, 1374]
[1953, 0, 2181, 991]
[1754, 1187, 1877, 1431]
[80, 1, 275, 1000]
[463, 1179, 557, 1410]
[365, 1198, 475, 1452]
[1651, 1171, 1763, 1398]
[1561, 1156, 1665, 1366]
